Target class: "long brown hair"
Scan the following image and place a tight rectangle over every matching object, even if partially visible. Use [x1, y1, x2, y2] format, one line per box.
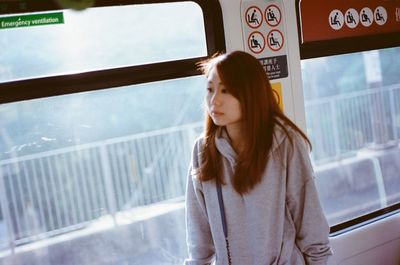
[198, 51, 311, 194]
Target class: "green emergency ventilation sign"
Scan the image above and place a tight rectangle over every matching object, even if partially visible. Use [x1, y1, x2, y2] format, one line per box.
[0, 12, 64, 30]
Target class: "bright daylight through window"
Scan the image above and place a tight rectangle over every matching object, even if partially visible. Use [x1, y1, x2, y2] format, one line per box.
[0, 2, 207, 264]
[301, 47, 400, 226]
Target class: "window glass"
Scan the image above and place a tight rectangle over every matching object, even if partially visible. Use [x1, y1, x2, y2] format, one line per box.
[0, 75, 206, 264]
[301, 47, 400, 226]
[0, 2, 208, 264]
[0, 2, 207, 83]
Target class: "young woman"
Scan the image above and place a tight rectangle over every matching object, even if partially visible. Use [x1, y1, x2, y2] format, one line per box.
[184, 51, 332, 265]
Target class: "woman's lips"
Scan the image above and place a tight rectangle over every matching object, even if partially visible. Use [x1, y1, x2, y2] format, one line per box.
[211, 111, 223, 117]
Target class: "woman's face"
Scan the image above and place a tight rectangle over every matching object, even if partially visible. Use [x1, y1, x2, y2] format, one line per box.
[206, 67, 242, 129]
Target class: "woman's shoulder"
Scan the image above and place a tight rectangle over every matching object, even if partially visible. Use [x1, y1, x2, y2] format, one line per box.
[190, 134, 205, 163]
[272, 119, 309, 153]
[192, 134, 205, 151]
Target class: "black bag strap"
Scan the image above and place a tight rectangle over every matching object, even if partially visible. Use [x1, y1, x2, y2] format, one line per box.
[216, 181, 232, 265]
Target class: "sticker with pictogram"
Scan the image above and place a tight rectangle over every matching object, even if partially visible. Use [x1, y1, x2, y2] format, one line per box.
[265, 4, 281, 27]
[245, 6, 263, 29]
[266, 29, 284, 52]
[329, 9, 344, 30]
[374, 6, 387, 26]
[360, 7, 373, 27]
[242, 0, 289, 80]
[248, 31, 265, 54]
[345, 8, 359, 29]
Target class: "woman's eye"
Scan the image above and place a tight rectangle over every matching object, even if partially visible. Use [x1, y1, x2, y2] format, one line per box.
[207, 87, 213, 92]
[221, 88, 228, 94]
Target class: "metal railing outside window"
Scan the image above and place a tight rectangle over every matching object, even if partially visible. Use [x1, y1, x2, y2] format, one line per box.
[0, 123, 202, 248]
[1, 84, 400, 247]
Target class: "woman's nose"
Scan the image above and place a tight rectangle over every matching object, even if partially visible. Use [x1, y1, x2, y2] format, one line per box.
[210, 92, 221, 105]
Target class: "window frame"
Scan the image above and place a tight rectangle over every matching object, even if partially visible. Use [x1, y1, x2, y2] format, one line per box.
[295, 0, 400, 234]
[330, 205, 400, 236]
[0, 0, 226, 103]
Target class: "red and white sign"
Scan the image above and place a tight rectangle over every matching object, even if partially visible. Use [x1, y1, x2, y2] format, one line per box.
[267, 29, 284, 52]
[241, 0, 289, 101]
[248, 31, 265, 54]
[265, 4, 281, 27]
[245, 6, 263, 29]
[242, 0, 288, 85]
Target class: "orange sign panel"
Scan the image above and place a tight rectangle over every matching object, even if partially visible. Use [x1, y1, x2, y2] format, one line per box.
[271, 82, 283, 110]
[299, 0, 400, 43]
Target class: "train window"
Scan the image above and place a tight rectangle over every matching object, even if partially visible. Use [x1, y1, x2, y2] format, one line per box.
[0, 2, 206, 83]
[301, 47, 400, 228]
[0, 0, 224, 264]
[0, 76, 205, 264]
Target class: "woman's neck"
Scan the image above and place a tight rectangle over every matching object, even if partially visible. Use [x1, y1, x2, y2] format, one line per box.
[225, 125, 244, 154]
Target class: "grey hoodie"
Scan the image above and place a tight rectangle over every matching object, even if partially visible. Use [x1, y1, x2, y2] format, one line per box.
[184, 126, 332, 265]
